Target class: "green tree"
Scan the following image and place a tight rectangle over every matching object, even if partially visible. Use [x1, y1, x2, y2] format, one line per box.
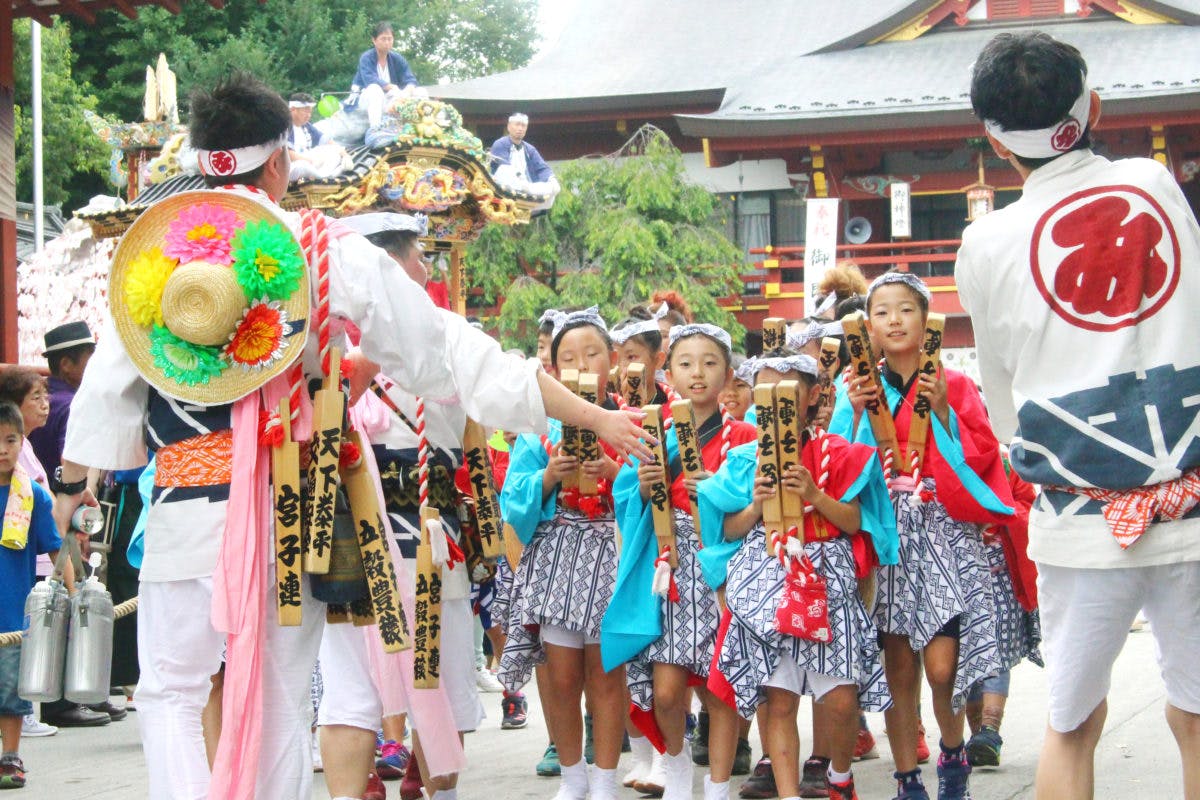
[466, 126, 746, 353]
[71, 0, 538, 118]
[12, 19, 110, 210]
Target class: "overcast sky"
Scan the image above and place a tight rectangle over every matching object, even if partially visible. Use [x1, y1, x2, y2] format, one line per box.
[534, 0, 580, 59]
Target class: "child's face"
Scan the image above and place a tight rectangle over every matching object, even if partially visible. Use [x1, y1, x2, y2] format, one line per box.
[553, 325, 614, 380]
[718, 377, 753, 421]
[754, 370, 821, 421]
[0, 424, 22, 474]
[666, 335, 730, 410]
[535, 332, 552, 372]
[867, 284, 926, 360]
[616, 338, 663, 376]
[20, 383, 49, 433]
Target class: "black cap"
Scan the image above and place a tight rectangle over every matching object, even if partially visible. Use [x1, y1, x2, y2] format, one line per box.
[43, 321, 94, 356]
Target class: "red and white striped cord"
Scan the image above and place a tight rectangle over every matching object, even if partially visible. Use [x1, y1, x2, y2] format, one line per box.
[416, 396, 430, 510]
[300, 210, 333, 377]
[720, 409, 733, 465]
[909, 449, 924, 499]
[881, 446, 895, 491]
[803, 429, 831, 514]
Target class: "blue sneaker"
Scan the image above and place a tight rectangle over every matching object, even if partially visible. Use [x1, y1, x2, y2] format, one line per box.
[893, 770, 930, 800]
[536, 743, 561, 777]
[936, 751, 973, 800]
[376, 740, 411, 780]
[966, 726, 1002, 767]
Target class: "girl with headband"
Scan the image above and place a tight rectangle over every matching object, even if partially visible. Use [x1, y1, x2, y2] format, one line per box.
[601, 324, 756, 800]
[835, 272, 1015, 800]
[498, 308, 627, 800]
[698, 351, 896, 800]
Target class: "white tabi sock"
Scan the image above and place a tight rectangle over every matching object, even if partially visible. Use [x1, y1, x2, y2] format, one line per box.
[588, 765, 619, 800]
[554, 759, 589, 800]
[704, 774, 731, 800]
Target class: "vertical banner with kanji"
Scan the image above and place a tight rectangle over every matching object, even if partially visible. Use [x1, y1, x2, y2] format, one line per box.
[890, 182, 912, 239]
[803, 198, 840, 317]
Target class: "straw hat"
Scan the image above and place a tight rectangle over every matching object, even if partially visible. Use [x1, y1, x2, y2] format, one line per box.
[109, 190, 311, 405]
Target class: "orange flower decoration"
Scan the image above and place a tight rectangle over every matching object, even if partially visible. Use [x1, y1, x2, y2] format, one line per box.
[225, 300, 288, 369]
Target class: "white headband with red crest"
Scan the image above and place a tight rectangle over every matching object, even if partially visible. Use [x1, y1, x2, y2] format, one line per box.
[196, 134, 288, 178]
[984, 82, 1090, 160]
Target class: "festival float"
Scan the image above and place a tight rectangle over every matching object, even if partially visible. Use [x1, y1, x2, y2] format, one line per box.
[18, 57, 554, 361]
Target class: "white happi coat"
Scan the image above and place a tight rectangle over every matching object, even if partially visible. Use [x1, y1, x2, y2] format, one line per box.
[956, 150, 1200, 570]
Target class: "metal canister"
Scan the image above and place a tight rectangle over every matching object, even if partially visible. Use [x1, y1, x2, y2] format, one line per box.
[17, 580, 69, 702]
[63, 576, 114, 704]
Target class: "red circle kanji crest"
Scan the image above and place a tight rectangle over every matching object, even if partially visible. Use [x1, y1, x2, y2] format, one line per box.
[1051, 119, 1082, 152]
[206, 150, 238, 176]
[1029, 185, 1180, 332]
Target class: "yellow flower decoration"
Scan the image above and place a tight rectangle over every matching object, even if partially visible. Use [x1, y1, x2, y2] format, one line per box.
[125, 247, 177, 327]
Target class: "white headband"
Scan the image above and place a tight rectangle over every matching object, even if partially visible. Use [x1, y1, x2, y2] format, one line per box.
[196, 134, 288, 178]
[611, 302, 669, 345]
[668, 323, 733, 353]
[509, 113, 529, 124]
[983, 81, 1090, 160]
[338, 211, 428, 237]
[787, 320, 844, 351]
[740, 354, 819, 381]
[538, 308, 560, 329]
[867, 271, 931, 303]
[288, 100, 316, 109]
[548, 306, 608, 341]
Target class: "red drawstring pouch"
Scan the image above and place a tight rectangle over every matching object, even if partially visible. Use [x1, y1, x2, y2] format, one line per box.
[774, 554, 832, 643]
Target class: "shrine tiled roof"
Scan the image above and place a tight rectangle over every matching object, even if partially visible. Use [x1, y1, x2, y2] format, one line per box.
[678, 17, 1200, 138]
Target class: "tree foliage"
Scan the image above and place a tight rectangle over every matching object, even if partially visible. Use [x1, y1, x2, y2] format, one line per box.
[70, 0, 538, 119]
[12, 19, 110, 209]
[466, 127, 745, 353]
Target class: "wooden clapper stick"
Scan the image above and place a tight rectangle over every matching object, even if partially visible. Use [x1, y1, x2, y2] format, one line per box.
[306, 347, 344, 574]
[462, 419, 504, 560]
[762, 317, 787, 353]
[754, 383, 784, 555]
[641, 405, 676, 568]
[774, 380, 805, 545]
[558, 369, 581, 491]
[817, 337, 841, 418]
[840, 312, 899, 474]
[576, 373, 602, 495]
[624, 362, 647, 409]
[907, 313, 946, 481]
[272, 396, 303, 626]
[670, 399, 705, 540]
[341, 430, 409, 652]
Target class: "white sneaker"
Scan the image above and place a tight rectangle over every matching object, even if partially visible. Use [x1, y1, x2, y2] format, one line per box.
[475, 666, 504, 693]
[623, 735, 655, 787]
[22, 714, 57, 737]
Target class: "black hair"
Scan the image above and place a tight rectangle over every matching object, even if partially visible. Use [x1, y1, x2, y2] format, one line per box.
[612, 306, 663, 355]
[550, 317, 613, 368]
[372, 21, 393, 39]
[970, 32, 1091, 170]
[47, 344, 95, 378]
[289, 92, 315, 104]
[666, 329, 733, 372]
[0, 402, 24, 435]
[537, 319, 555, 336]
[190, 72, 290, 188]
[365, 229, 419, 261]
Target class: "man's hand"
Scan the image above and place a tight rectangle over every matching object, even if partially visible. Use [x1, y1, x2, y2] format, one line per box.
[594, 408, 655, 465]
[52, 487, 96, 537]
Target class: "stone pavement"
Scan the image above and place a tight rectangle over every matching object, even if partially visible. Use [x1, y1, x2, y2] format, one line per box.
[19, 625, 1180, 798]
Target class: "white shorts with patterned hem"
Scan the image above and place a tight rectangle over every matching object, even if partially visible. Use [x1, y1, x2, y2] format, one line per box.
[1038, 561, 1200, 733]
[763, 653, 856, 701]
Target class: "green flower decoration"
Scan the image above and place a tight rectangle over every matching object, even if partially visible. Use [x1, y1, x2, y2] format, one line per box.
[149, 325, 226, 386]
[229, 220, 304, 302]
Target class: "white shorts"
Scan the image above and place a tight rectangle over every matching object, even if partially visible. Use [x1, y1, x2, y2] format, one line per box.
[318, 597, 484, 733]
[1038, 561, 1200, 732]
[541, 623, 600, 650]
[763, 653, 855, 701]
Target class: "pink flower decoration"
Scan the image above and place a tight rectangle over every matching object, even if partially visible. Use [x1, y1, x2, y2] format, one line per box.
[164, 203, 245, 265]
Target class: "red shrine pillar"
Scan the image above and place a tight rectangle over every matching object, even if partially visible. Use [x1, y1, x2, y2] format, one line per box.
[0, 5, 19, 363]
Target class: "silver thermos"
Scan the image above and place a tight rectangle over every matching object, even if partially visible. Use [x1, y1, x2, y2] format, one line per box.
[17, 579, 70, 702]
[64, 560, 114, 705]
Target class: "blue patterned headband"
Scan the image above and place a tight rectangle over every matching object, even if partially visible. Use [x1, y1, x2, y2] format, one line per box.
[548, 305, 608, 341]
[786, 320, 843, 351]
[739, 354, 819, 381]
[668, 323, 732, 353]
[611, 302, 669, 346]
[867, 271, 931, 303]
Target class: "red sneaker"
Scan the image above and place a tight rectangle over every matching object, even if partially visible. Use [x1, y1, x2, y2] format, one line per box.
[828, 777, 858, 800]
[853, 725, 878, 761]
[916, 722, 931, 765]
[399, 754, 424, 800]
[363, 772, 387, 800]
